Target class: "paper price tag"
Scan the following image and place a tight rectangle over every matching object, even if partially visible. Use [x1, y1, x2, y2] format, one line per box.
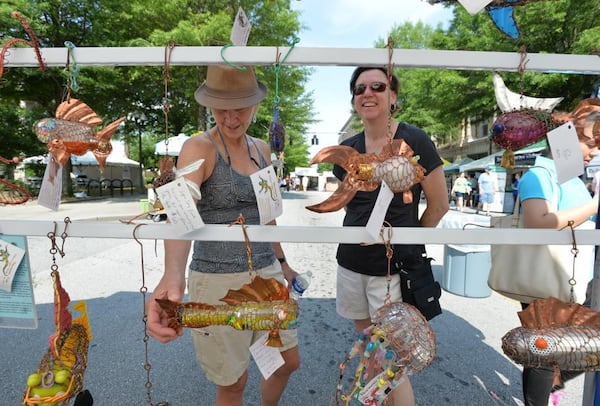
[250, 166, 283, 224]
[366, 181, 394, 241]
[458, 0, 494, 14]
[250, 337, 284, 380]
[230, 7, 251, 46]
[547, 121, 584, 184]
[156, 180, 204, 234]
[38, 157, 63, 211]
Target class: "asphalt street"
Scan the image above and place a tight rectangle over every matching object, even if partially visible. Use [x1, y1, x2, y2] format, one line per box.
[0, 192, 584, 405]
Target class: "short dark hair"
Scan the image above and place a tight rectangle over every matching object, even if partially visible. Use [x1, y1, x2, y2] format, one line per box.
[349, 67, 399, 98]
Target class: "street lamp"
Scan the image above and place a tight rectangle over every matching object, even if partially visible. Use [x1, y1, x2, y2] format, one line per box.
[127, 112, 147, 193]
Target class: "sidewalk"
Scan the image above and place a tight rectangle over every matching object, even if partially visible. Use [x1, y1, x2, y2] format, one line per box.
[0, 191, 583, 405]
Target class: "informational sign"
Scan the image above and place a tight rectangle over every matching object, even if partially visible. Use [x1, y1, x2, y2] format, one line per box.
[0, 236, 38, 329]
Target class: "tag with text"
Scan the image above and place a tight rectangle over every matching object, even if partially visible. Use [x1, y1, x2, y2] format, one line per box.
[38, 157, 63, 211]
[156, 180, 205, 234]
[366, 181, 394, 241]
[547, 121, 584, 184]
[250, 337, 285, 380]
[230, 7, 251, 46]
[250, 166, 283, 224]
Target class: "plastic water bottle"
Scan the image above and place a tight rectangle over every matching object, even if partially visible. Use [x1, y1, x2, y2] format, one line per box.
[290, 271, 313, 300]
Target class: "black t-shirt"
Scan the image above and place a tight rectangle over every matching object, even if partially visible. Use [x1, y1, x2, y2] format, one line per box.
[334, 122, 442, 276]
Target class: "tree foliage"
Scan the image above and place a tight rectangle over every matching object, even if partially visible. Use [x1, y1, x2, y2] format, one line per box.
[0, 0, 313, 187]
[378, 0, 600, 145]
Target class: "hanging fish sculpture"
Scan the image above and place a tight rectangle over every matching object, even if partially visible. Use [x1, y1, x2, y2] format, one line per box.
[33, 99, 126, 172]
[23, 272, 93, 406]
[269, 105, 286, 153]
[492, 98, 600, 151]
[336, 301, 436, 405]
[502, 297, 600, 372]
[156, 276, 298, 347]
[306, 139, 425, 213]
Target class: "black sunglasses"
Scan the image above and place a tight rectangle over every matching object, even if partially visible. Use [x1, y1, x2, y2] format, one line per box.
[353, 81, 387, 96]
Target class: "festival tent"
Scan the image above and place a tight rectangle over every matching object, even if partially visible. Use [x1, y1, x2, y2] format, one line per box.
[154, 133, 190, 156]
[443, 157, 474, 174]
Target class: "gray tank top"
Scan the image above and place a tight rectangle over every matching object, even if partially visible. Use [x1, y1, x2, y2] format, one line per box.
[189, 132, 275, 273]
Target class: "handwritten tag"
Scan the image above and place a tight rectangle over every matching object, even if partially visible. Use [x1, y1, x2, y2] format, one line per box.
[366, 181, 394, 241]
[250, 336, 284, 380]
[156, 179, 204, 234]
[230, 7, 251, 46]
[38, 157, 63, 211]
[250, 166, 283, 224]
[0, 238, 26, 292]
[458, 0, 494, 14]
[547, 121, 584, 184]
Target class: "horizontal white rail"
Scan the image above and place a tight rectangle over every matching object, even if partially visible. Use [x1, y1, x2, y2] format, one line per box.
[3, 46, 599, 74]
[0, 220, 598, 245]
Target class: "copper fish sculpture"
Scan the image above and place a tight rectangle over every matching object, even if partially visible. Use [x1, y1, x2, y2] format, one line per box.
[33, 99, 126, 172]
[156, 276, 298, 347]
[502, 297, 600, 371]
[306, 139, 425, 213]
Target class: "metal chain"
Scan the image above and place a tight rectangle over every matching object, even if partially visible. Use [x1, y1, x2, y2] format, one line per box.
[133, 223, 171, 406]
[231, 213, 255, 282]
[380, 221, 394, 305]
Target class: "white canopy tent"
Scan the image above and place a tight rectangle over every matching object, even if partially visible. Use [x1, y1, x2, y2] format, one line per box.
[154, 133, 190, 156]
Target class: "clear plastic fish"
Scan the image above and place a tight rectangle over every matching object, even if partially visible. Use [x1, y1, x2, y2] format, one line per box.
[156, 276, 298, 347]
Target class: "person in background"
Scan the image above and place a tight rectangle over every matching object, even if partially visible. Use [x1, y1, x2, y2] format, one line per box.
[451, 172, 469, 212]
[469, 172, 479, 209]
[333, 66, 448, 406]
[478, 165, 497, 216]
[145, 65, 300, 406]
[512, 172, 520, 204]
[518, 129, 599, 406]
[592, 170, 600, 196]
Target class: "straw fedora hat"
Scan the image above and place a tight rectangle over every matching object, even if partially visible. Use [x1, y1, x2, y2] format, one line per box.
[194, 65, 267, 109]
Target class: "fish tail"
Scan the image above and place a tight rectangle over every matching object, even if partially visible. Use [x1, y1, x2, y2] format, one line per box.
[264, 328, 283, 347]
[92, 117, 126, 172]
[155, 298, 183, 330]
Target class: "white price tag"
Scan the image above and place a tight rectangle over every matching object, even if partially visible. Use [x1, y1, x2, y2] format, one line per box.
[458, 0, 494, 14]
[230, 7, 251, 46]
[156, 179, 205, 234]
[250, 166, 283, 224]
[547, 121, 584, 184]
[38, 157, 63, 211]
[366, 181, 394, 241]
[250, 336, 285, 380]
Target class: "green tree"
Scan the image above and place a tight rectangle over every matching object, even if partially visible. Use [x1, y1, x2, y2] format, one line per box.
[381, 0, 600, 145]
[0, 0, 314, 192]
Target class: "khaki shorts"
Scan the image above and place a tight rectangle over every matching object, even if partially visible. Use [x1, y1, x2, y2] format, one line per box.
[336, 264, 402, 320]
[188, 261, 298, 386]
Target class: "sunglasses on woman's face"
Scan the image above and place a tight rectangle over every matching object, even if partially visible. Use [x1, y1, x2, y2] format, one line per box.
[353, 81, 387, 96]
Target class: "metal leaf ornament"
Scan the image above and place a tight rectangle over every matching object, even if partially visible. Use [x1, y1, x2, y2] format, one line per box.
[269, 106, 285, 153]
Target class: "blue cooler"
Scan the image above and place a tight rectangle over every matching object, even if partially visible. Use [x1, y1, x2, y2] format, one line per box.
[442, 244, 491, 298]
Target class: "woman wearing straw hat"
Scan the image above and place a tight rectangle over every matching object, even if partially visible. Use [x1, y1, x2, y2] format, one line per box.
[146, 65, 300, 406]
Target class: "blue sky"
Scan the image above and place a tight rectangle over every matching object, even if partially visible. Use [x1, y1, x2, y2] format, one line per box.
[289, 0, 454, 153]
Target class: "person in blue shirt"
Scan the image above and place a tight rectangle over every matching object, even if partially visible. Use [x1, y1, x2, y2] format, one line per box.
[518, 132, 599, 406]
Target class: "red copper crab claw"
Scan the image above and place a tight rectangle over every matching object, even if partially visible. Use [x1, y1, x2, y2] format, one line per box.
[306, 139, 426, 213]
